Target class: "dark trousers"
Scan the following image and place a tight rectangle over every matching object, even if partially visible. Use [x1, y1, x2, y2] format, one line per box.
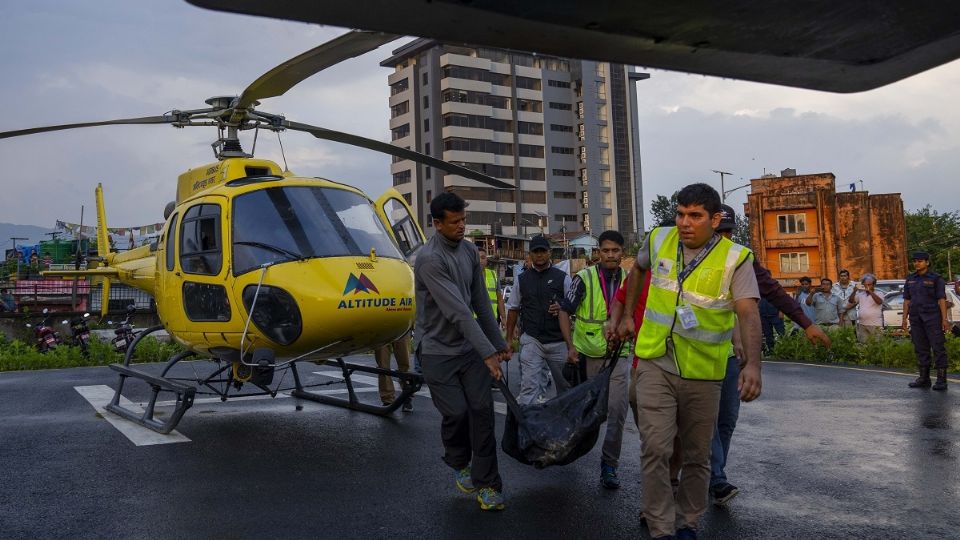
[760, 316, 785, 352]
[909, 312, 948, 369]
[421, 350, 502, 491]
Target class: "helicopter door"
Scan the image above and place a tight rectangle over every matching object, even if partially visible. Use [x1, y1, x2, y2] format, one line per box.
[373, 189, 425, 260]
[173, 198, 232, 344]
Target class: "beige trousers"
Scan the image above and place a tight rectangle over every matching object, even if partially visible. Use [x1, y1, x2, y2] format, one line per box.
[634, 360, 721, 537]
[375, 334, 411, 404]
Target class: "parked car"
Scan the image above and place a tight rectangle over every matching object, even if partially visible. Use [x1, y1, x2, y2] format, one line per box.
[503, 285, 513, 304]
[880, 287, 960, 332]
[874, 279, 905, 296]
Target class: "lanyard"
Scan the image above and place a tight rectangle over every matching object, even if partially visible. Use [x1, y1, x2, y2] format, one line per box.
[676, 233, 721, 289]
[596, 266, 620, 316]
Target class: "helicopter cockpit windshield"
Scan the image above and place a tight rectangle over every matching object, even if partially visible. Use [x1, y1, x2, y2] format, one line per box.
[232, 186, 403, 275]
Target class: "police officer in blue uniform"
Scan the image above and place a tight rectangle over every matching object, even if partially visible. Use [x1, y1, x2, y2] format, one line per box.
[902, 251, 951, 391]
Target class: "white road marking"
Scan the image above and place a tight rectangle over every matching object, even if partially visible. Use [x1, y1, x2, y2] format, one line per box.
[74, 385, 191, 446]
[776, 361, 960, 383]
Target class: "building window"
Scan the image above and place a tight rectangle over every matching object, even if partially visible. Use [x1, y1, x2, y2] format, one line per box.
[390, 78, 409, 96]
[596, 64, 606, 77]
[553, 191, 576, 199]
[601, 192, 612, 207]
[549, 102, 572, 111]
[422, 72, 428, 86]
[518, 144, 544, 158]
[597, 104, 608, 121]
[426, 190, 432, 203]
[515, 76, 542, 91]
[600, 169, 611, 186]
[552, 169, 575, 177]
[391, 124, 410, 140]
[547, 79, 571, 88]
[551, 146, 574, 155]
[423, 96, 429, 109]
[555, 214, 577, 222]
[392, 170, 412, 186]
[425, 166, 431, 179]
[423, 119, 430, 132]
[518, 167, 545, 181]
[550, 124, 573, 133]
[517, 121, 544, 135]
[603, 214, 613, 229]
[424, 142, 430, 156]
[403, 193, 412, 205]
[516, 99, 543, 112]
[390, 101, 409, 118]
[777, 214, 807, 234]
[779, 252, 810, 273]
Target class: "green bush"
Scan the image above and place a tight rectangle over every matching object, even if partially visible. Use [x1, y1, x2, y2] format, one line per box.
[770, 326, 960, 372]
[0, 335, 185, 372]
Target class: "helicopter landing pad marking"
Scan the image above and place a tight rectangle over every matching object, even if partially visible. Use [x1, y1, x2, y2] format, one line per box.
[74, 385, 191, 446]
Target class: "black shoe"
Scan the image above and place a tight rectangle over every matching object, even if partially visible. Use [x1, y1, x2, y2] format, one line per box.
[402, 398, 414, 411]
[710, 482, 740, 506]
[909, 366, 932, 388]
[676, 527, 697, 540]
[932, 368, 948, 391]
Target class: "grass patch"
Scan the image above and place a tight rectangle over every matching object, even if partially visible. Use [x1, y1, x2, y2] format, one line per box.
[0, 334, 185, 372]
[770, 326, 960, 372]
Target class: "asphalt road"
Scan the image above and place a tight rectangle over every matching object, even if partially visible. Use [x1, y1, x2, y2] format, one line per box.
[1, 358, 958, 539]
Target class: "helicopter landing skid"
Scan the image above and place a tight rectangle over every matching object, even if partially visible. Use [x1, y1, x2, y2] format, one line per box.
[104, 326, 197, 435]
[290, 358, 423, 416]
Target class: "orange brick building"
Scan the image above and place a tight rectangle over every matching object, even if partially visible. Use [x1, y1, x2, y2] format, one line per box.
[745, 169, 908, 285]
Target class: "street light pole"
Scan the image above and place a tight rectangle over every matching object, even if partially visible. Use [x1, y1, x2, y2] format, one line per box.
[712, 170, 732, 201]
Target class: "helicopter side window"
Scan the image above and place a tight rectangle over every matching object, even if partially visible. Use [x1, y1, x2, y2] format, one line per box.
[381, 198, 424, 258]
[165, 213, 178, 271]
[180, 204, 222, 275]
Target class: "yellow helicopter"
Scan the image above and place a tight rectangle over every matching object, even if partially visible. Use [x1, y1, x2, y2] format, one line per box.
[0, 30, 512, 433]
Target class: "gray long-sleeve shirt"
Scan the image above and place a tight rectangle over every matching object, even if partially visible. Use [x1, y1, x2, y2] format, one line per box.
[414, 233, 507, 359]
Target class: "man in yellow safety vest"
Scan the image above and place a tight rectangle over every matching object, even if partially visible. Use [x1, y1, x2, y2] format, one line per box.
[617, 183, 762, 540]
[478, 248, 506, 324]
[561, 229, 631, 489]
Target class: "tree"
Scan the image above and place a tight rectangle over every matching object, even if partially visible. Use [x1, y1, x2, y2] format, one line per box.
[649, 192, 679, 229]
[733, 212, 751, 249]
[905, 206, 960, 279]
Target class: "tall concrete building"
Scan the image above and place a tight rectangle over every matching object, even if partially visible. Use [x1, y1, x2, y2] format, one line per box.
[381, 39, 647, 241]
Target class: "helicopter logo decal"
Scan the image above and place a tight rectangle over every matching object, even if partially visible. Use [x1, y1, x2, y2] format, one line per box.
[342, 273, 380, 296]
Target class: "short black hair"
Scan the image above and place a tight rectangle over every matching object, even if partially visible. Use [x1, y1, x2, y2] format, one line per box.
[676, 183, 721, 216]
[839, 269, 849, 276]
[799, 276, 812, 284]
[821, 277, 833, 285]
[430, 192, 466, 222]
[598, 230, 624, 246]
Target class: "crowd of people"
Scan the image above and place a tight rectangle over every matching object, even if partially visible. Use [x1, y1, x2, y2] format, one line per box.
[348, 183, 956, 538]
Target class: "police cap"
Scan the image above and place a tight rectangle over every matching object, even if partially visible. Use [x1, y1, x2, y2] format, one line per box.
[912, 251, 930, 261]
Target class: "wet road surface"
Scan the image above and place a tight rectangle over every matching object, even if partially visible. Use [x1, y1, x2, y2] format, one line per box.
[1, 359, 958, 539]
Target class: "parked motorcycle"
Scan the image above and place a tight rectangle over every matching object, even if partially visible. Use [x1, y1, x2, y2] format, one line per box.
[108, 305, 138, 354]
[62, 313, 93, 356]
[25, 308, 61, 353]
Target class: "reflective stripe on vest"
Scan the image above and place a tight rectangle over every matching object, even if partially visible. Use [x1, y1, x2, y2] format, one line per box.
[634, 227, 752, 381]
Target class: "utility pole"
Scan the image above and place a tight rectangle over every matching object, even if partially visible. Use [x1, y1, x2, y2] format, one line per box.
[712, 170, 733, 201]
[10, 237, 27, 280]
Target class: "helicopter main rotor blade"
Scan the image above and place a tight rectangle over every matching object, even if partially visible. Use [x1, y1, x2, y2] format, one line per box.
[284, 120, 515, 190]
[235, 30, 399, 111]
[0, 115, 176, 140]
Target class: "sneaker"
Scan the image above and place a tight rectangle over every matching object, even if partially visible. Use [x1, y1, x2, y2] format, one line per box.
[676, 526, 697, 539]
[402, 399, 413, 411]
[710, 482, 740, 506]
[454, 467, 475, 494]
[476, 487, 506, 511]
[600, 462, 621, 489]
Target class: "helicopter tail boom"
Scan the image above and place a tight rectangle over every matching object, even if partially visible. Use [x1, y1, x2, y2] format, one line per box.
[95, 183, 112, 259]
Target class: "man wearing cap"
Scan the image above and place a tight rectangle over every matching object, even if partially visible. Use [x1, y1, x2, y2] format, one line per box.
[708, 205, 831, 506]
[505, 235, 573, 405]
[903, 251, 950, 391]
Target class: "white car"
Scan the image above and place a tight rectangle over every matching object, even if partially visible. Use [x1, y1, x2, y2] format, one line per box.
[503, 285, 513, 304]
[880, 286, 960, 330]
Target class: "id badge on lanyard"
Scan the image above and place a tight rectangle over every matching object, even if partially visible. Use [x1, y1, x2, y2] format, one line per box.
[675, 234, 720, 330]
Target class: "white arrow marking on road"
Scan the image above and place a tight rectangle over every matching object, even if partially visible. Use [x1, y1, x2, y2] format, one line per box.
[74, 385, 191, 446]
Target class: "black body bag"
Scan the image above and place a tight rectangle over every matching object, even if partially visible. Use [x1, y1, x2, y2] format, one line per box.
[496, 345, 620, 469]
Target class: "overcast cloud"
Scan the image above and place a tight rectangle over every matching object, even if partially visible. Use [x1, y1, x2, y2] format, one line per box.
[2, 0, 959, 252]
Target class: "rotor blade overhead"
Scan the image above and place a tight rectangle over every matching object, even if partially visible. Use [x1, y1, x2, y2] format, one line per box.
[236, 30, 399, 110]
[0, 116, 176, 140]
[285, 120, 514, 190]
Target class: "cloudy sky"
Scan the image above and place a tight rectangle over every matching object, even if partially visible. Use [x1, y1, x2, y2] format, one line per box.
[2, 0, 959, 250]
